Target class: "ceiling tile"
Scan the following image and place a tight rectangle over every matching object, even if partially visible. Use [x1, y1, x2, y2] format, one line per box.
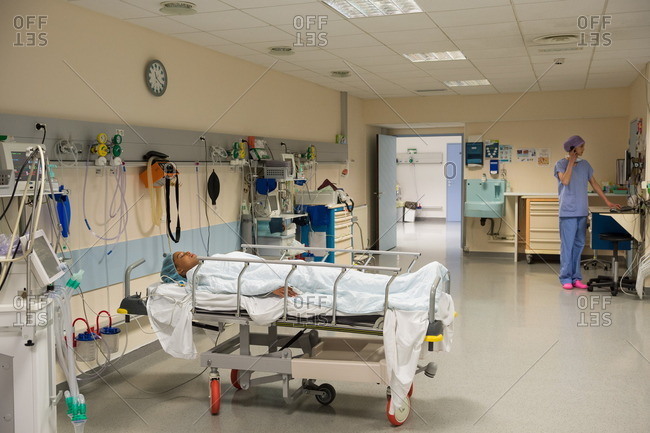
[444, 22, 522, 40]
[514, 0, 606, 21]
[463, 46, 529, 59]
[417, 0, 511, 12]
[276, 19, 365, 37]
[211, 26, 294, 44]
[591, 47, 650, 59]
[348, 13, 435, 33]
[369, 63, 428, 74]
[518, 17, 581, 36]
[451, 86, 498, 94]
[125, 16, 199, 34]
[171, 10, 268, 31]
[372, 28, 449, 45]
[471, 57, 531, 68]
[428, 6, 516, 27]
[605, 0, 650, 13]
[69, 0, 157, 19]
[222, 0, 313, 7]
[455, 36, 526, 51]
[325, 45, 397, 58]
[122, 0, 233, 14]
[317, 33, 382, 49]
[595, 37, 650, 50]
[389, 40, 459, 54]
[608, 25, 650, 40]
[243, 3, 342, 26]
[174, 31, 232, 46]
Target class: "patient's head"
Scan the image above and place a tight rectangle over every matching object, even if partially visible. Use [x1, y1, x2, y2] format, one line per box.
[160, 251, 199, 283]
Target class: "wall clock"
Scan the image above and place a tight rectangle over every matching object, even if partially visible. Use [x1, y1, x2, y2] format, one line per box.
[145, 59, 167, 96]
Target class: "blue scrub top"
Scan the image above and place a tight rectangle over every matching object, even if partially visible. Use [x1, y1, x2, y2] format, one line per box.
[554, 158, 593, 217]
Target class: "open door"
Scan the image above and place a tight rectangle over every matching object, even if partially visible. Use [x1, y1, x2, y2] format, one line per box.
[376, 134, 397, 251]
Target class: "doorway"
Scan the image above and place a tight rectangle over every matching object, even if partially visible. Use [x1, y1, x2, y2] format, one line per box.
[394, 134, 463, 249]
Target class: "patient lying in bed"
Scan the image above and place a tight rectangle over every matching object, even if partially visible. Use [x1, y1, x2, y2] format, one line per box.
[160, 250, 448, 314]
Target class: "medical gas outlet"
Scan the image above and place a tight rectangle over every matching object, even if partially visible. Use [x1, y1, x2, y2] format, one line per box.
[91, 132, 123, 166]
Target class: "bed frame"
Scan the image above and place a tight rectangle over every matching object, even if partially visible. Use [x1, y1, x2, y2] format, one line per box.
[187, 246, 450, 426]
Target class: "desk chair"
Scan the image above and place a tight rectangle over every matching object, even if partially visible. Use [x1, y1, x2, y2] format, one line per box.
[587, 233, 635, 296]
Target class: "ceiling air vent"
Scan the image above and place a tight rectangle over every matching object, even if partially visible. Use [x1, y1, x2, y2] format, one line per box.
[330, 70, 351, 78]
[159, 1, 197, 15]
[268, 46, 294, 56]
[529, 34, 583, 54]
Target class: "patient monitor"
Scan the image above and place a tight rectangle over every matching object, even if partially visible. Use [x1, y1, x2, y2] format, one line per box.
[20, 229, 65, 288]
[0, 142, 40, 192]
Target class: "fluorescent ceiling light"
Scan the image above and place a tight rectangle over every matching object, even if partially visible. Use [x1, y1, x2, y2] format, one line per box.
[444, 79, 491, 87]
[403, 51, 466, 62]
[322, 0, 422, 18]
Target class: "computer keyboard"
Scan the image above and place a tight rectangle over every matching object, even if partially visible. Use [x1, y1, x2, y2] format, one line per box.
[610, 206, 635, 213]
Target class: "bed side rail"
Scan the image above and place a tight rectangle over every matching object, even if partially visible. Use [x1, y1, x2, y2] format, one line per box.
[241, 244, 422, 272]
[190, 255, 402, 325]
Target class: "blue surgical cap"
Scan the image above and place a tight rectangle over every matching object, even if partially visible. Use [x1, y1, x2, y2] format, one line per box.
[160, 254, 186, 284]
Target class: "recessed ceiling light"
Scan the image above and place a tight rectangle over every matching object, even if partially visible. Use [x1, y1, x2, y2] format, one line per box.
[159, 1, 197, 15]
[416, 89, 447, 93]
[268, 46, 295, 56]
[403, 51, 466, 62]
[444, 79, 491, 87]
[322, 0, 422, 18]
[331, 70, 351, 78]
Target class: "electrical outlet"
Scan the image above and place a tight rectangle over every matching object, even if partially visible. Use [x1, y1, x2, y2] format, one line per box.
[95, 168, 102, 176]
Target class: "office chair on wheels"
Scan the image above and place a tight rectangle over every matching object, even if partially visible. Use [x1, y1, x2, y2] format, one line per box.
[587, 233, 635, 296]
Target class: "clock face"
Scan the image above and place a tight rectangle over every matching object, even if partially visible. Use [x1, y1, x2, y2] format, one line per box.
[145, 60, 167, 96]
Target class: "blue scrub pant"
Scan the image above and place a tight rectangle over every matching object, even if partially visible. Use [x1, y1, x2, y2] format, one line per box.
[559, 216, 587, 285]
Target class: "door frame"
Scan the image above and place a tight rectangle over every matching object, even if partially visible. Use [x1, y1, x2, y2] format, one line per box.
[392, 133, 465, 250]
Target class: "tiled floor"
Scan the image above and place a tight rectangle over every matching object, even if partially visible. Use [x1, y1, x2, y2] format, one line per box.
[58, 219, 650, 433]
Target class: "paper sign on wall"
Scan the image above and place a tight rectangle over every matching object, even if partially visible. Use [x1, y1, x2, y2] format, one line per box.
[517, 148, 536, 162]
[499, 144, 512, 162]
[485, 140, 499, 158]
[537, 148, 550, 166]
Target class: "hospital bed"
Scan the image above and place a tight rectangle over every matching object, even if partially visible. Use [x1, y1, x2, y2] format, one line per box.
[124, 246, 452, 426]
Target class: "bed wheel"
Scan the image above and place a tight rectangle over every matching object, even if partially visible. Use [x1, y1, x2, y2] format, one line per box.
[386, 395, 411, 426]
[230, 369, 242, 390]
[209, 379, 221, 415]
[526, 254, 533, 264]
[386, 384, 414, 401]
[315, 383, 336, 405]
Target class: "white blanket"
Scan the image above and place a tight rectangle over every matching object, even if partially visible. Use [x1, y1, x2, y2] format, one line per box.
[187, 252, 448, 313]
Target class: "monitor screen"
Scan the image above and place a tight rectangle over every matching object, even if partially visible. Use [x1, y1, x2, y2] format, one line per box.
[32, 235, 62, 282]
[20, 230, 64, 287]
[11, 150, 33, 181]
[269, 195, 279, 211]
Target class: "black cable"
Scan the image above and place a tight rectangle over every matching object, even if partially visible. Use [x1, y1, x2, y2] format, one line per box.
[202, 137, 211, 253]
[36, 123, 46, 144]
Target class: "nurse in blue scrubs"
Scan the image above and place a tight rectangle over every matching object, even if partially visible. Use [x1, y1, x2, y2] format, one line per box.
[554, 135, 620, 290]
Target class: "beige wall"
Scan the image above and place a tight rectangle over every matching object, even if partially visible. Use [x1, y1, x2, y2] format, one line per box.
[0, 0, 373, 371]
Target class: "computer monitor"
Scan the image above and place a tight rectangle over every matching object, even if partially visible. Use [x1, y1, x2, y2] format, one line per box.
[0, 142, 38, 192]
[19, 229, 64, 287]
[267, 192, 281, 217]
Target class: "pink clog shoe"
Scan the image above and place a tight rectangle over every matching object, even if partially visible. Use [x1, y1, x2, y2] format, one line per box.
[573, 280, 588, 289]
[562, 283, 574, 290]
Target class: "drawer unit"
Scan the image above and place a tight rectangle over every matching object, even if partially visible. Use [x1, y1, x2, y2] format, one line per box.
[525, 198, 561, 258]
